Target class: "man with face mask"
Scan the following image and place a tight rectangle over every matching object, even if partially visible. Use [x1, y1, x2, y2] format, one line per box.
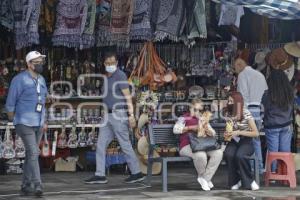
[85, 51, 144, 184]
[5, 51, 48, 197]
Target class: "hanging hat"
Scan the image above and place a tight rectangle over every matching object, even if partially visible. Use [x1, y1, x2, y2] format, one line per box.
[138, 113, 149, 130]
[268, 48, 293, 70]
[137, 136, 149, 156]
[284, 64, 295, 81]
[136, 150, 161, 175]
[189, 85, 204, 99]
[254, 51, 268, 71]
[284, 41, 300, 58]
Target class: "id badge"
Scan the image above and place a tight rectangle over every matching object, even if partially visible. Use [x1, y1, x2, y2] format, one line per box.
[36, 103, 43, 113]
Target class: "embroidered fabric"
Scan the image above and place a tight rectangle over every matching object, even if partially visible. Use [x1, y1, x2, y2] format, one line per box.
[52, 0, 87, 48]
[12, 0, 41, 50]
[130, 0, 153, 41]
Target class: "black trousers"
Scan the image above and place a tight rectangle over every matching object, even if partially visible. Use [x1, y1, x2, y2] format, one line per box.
[224, 138, 254, 189]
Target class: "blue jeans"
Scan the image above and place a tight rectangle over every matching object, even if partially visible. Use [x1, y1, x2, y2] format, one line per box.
[265, 125, 292, 172]
[248, 106, 264, 174]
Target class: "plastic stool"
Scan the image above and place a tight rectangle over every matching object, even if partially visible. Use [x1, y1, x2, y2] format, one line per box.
[265, 152, 296, 188]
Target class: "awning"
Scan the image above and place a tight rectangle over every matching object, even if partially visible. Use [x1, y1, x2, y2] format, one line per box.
[212, 0, 300, 20]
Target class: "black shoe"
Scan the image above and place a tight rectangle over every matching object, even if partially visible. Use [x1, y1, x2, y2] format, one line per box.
[34, 185, 43, 197]
[85, 176, 108, 184]
[20, 185, 32, 196]
[124, 173, 145, 183]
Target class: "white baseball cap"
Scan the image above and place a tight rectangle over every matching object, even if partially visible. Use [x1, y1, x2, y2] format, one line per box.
[26, 51, 46, 63]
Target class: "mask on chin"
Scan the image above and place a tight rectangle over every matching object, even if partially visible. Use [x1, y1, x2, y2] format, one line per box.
[105, 65, 117, 73]
[33, 64, 44, 74]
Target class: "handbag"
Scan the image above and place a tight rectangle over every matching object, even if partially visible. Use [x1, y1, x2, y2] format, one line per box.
[188, 133, 220, 152]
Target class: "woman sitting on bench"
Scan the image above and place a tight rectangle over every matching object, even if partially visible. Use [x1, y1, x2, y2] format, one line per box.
[223, 92, 260, 191]
[176, 98, 223, 191]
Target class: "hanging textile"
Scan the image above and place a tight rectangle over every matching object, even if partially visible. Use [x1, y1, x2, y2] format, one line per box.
[96, 0, 134, 47]
[211, 0, 300, 20]
[110, 0, 134, 47]
[188, 0, 207, 39]
[130, 0, 153, 41]
[80, 0, 96, 49]
[52, 0, 87, 48]
[0, 0, 13, 30]
[153, 0, 185, 42]
[95, 0, 111, 47]
[39, 0, 58, 36]
[12, 0, 41, 50]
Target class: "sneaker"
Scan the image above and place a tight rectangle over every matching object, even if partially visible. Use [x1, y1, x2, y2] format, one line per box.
[34, 185, 43, 197]
[85, 176, 108, 184]
[20, 185, 32, 196]
[124, 173, 145, 183]
[231, 180, 242, 190]
[251, 181, 259, 191]
[197, 177, 210, 191]
[207, 181, 214, 189]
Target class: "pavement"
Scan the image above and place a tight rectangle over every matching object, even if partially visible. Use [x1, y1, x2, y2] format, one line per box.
[0, 165, 300, 200]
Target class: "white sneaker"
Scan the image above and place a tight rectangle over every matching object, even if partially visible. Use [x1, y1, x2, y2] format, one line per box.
[231, 180, 242, 190]
[251, 181, 259, 191]
[207, 181, 214, 189]
[197, 177, 210, 191]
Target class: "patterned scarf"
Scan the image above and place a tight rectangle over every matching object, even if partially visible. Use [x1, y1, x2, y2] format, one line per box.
[130, 0, 153, 41]
[0, 0, 13, 30]
[52, 0, 87, 48]
[81, 0, 96, 49]
[12, 0, 41, 50]
[153, 0, 185, 42]
[96, 0, 134, 47]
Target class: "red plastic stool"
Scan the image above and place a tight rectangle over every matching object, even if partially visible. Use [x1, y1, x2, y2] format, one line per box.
[265, 152, 297, 188]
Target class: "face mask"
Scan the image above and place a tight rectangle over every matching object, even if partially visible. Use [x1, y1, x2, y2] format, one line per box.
[105, 65, 117, 73]
[33, 64, 44, 74]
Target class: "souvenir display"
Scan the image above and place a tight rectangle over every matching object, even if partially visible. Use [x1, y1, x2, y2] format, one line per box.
[2, 125, 15, 159]
[68, 123, 78, 149]
[57, 124, 68, 149]
[14, 135, 25, 158]
[41, 131, 51, 158]
[78, 125, 87, 147]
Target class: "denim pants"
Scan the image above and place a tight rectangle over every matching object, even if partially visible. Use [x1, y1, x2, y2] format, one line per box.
[265, 125, 292, 172]
[95, 110, 141, 176]
[248, 106, 264, 174]
[15, 124, 43, 188]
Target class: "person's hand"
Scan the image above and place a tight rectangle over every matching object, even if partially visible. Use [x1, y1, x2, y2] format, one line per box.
[128, 116, 136, 128]
[42, 123, 48, 133]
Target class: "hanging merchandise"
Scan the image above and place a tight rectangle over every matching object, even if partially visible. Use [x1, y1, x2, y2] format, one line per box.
[130, 0, 153, 41]
[52, 0, 87, 48]
[12, 0, 41, 50]
[96, 0, 134, 47]
[153, 0, 184, 42]
[0, 0, 14, 31]
[39, 0, 58, 41]
[182, 0, 207, 46]
[129, 42, 177, 90]
[80, 0, 96, 49]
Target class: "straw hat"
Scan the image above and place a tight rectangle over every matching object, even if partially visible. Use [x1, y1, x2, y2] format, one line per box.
[138, 113, 149, 130]
[136, 150, 161, 175]
[254, 50, 269, 71]
[137, 136, 149, 155]
[268, 48, 293, 70]
[284, 41, 300, 58]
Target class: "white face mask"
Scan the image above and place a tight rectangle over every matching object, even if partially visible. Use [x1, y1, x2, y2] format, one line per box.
[105, 65, 117, 73]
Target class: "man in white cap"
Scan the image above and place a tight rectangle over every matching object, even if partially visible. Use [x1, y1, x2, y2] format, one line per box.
[5, 51, 47, 197]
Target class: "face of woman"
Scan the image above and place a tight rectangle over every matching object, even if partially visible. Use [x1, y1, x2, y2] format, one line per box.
[191, 103, 203, 117]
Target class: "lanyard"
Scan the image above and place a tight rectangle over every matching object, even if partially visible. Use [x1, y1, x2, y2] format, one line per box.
[32, 77, 41, 102]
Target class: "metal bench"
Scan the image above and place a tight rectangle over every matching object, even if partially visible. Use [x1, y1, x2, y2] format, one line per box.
[146, 123, 259, 192]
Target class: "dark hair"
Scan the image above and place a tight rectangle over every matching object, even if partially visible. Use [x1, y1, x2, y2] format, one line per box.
[267, 69, 294, 110]
[104, 50, 118, 61]
[228, 92, 244, 121]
